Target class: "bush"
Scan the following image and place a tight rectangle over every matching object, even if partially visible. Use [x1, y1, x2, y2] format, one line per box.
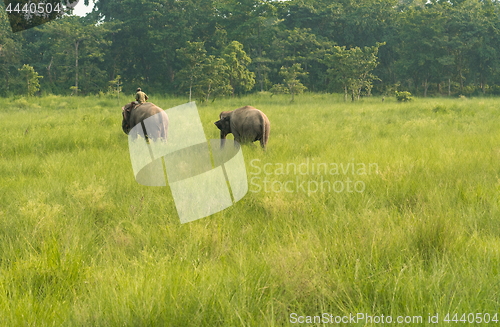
[395, 91, 412, 102]
[487, 85, 500, 95]
[462, 85, 476, 96]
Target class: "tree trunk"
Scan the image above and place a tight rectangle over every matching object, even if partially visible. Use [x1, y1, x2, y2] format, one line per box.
[257, 62, 263, 92]
[75, 40, 79, 96]
[84, 66, 86, 94]
[459, 55, 463, 94]
[257, 24, 263, 92]
[206, 83, 211, 102]
[231, 77, 234, 98]
[167, 59, 174, 83]
[344, 85, 347, 102]
[47, 56, 53, 83]
[448, 78, 451, 96]
[424, 78, 428, 97]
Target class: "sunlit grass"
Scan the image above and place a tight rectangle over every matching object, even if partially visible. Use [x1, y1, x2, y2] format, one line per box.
[0, 93, 499, 325]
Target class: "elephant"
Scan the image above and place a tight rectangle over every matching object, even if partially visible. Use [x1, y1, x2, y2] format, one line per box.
[122, 102, 169, 142]
[214, 106, 270, 149]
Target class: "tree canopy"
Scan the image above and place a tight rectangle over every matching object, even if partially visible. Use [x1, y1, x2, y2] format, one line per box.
[2, 0, 500, 98]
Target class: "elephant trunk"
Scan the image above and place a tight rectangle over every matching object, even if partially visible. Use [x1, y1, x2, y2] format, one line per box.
[220, 131, 227, 147]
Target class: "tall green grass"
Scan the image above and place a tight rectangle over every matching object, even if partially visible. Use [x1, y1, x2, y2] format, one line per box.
[0, 93, 499, 326]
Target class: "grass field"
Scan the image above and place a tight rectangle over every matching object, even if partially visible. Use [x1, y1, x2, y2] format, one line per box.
[0, 93, 499, 326]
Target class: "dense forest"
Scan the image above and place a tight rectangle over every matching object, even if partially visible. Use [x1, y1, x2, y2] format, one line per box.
[1, 0, 500, 99]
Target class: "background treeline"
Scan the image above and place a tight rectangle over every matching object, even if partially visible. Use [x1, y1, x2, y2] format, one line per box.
[1, 0, 500, 98]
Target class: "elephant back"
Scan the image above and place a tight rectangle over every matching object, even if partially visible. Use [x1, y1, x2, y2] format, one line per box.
[127, 102, 168, 141]
[130, 103, 163, 127]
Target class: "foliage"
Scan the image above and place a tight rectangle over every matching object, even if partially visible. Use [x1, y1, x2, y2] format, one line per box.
[222, 41, 255, 97]
[176, 42, 208, 102]
[2, 0, 500, 97]
[109, 75, 122, 104]
[198, 56, 232, 102]
[176, 42, 233, 103]
[324, 43, 384, 101]
[18, 64, 43, 96]
[395, 91, 412, 102]
[270, 63, 308, 101]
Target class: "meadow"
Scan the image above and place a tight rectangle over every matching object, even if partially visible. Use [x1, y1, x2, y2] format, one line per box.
[0, 93, 499, 326]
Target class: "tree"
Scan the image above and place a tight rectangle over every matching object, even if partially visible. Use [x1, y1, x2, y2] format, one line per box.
[222, 41, 255, 97]
[36, 15, 112, 95]
[395, 3, 447, 97]
[176, 42, 207, 102]
[268, 27, 333, 92]
[198, 56, 232, 102]
[452, 0, 499, 95]
[18, 64, 42, 96]
[270, 63, 308, 101]
[324, 46, 354, 102]
[325, 43, 384, 101]
[0, 9, 22, 96]
[350, 42, 385, 99]
[109, 75, 122, 104]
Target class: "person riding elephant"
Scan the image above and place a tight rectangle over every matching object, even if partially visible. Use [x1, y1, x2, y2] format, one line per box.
[122, 102, 168, 142]
[135, 87, 148, 105]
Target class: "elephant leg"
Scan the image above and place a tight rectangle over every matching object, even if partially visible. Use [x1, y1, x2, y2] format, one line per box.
[232, 130, 241, 145]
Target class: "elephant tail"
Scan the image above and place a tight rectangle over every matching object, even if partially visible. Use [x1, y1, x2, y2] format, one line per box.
[159, 111, 169, 141]
[262, 115, 269, 150]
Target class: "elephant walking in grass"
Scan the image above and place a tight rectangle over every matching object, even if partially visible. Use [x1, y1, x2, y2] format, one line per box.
[122, 102, 169, 142]
[214, 106, 270, 150]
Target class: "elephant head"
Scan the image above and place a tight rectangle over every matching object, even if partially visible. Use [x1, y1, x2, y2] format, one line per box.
[214, 111, 232, 139]
[122, 102, 136, 134]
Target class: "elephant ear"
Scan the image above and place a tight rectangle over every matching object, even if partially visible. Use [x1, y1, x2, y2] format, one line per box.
[219, 111, 231, 119]
[123, 103, 135, 121]
[123, 108, 129, 123]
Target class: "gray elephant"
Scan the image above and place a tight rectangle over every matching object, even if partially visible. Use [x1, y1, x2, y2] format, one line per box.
[214, 106, 270, 149]
[122, 102, 168, 141]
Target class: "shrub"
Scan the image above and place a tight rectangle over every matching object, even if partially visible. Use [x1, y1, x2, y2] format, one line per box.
[487, 85, 500, 95]
[395, 91, 412, 102]
[462, 85, 476, 96]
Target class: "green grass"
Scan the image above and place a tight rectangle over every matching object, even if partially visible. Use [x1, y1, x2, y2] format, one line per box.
[0, 93, 500, 326]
